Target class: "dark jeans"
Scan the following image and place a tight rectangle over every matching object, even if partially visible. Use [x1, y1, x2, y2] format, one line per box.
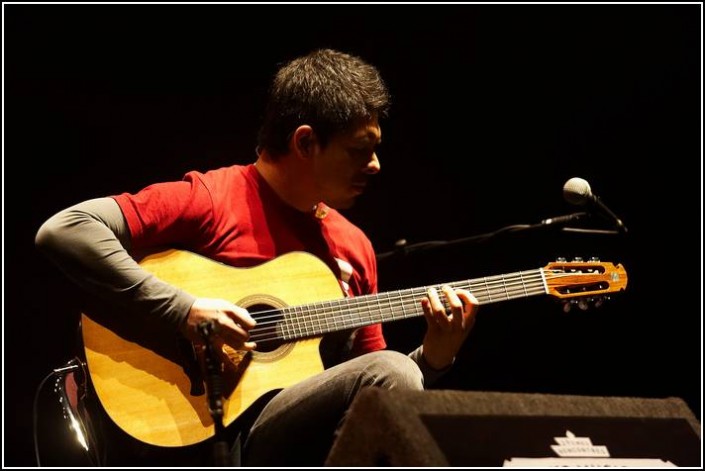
[241, 350, 424, 466]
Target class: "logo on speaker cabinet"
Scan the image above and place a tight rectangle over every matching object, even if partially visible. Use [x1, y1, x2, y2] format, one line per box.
[550, 430, 609, 457]
[503, 430, 676, 467]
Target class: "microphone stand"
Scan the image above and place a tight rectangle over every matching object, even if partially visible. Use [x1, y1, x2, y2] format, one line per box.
[198, 321, 233, 467]
[376, 211, 621, 261]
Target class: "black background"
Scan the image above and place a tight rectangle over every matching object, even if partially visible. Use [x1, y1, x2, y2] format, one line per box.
[4, 3, 702, 466]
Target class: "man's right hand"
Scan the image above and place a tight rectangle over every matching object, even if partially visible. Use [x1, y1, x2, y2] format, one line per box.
[181, 298, 257, 351]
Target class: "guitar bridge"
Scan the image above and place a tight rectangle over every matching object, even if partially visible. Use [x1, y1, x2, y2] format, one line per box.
[223, 346, 249, 370]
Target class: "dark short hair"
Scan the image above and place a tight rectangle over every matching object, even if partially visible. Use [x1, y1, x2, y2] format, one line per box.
[257, 49, 390, 157]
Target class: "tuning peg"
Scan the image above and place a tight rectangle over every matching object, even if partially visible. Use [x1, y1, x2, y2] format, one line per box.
[563, 299, 582, 313]
[593, 297, 604, 308]
[589, 256, 601, 262]
[578, 299, 589, 311]
[556, 257, 567, 262]
[572, 256, 584, 263]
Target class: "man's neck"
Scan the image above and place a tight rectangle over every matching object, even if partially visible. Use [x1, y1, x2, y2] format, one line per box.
[254, 153, 317, 212]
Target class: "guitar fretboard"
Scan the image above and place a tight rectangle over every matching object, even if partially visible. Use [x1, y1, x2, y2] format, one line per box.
[250, 268, 548, 343]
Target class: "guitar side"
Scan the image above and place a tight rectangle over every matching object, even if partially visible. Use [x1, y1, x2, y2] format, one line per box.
[81, 249, 344, 447]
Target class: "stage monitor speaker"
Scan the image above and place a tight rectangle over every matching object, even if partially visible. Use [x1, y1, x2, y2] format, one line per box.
[325, 389, 701, 467]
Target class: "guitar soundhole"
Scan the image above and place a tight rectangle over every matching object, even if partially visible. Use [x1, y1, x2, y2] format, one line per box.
[248, 303, 286, 353]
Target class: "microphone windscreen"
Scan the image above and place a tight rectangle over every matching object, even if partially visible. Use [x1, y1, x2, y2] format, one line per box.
[563, 177, 592, 205]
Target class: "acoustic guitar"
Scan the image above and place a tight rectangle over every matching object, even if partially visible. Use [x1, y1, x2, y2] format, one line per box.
[80, 249, 627, 447]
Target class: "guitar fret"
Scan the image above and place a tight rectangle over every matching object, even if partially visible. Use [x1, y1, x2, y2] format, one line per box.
[300, 305, 308, 338]
[354, 298, 363, 328]
[328, 301, 348, 330]
[330, 299, 338, 332]
[366, 294, 375, 325]
[519, 271, 528, 297]
[313, 303, 320, 335]
[331, 300, 340, 332]
[323, 302, 332, 334]
[285, 308, 292, 339]
[314, 301, 322, 335]
[312, 303, 320, 335]
[286, 306, 294, 340]
[415, 288, 426, 318]
[311, 303, 318, 335]
[322, 303, 328, 333]
[491, 275, 509, 301]
[484, 277, 493, 302]
[352, 297, 361, 328]
[383, 292, 393, 323]
[375, 294, 384, 324]
[336, 298, 347, 330]
[296, 305, 305, 338]
[347, 297, 357, 329]
[397, 291, 406, 320]
[347, 298, 356, 329]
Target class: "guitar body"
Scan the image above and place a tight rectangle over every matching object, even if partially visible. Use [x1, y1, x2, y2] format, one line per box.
[81, 249, 344, 447]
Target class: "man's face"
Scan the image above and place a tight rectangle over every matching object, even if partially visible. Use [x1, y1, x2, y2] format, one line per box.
[312, 117, 382, 209]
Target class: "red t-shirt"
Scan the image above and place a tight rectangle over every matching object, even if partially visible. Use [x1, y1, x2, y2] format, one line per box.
[113, 163, 386, 356]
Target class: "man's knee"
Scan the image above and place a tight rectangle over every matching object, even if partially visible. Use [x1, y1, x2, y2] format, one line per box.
[362, 350, 424, 390]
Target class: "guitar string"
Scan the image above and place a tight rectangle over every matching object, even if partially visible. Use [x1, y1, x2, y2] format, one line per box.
[246, 270, 601, 343]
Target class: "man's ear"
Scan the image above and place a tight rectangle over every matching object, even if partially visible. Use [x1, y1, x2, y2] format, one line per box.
[292, 125, 316, 158]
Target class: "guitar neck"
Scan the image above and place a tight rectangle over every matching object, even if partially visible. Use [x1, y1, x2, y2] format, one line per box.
[270, 268, 546, 341]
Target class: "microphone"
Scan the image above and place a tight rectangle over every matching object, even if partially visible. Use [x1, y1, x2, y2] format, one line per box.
[563, 177, 628, 233]
[540, 211, 588, 226]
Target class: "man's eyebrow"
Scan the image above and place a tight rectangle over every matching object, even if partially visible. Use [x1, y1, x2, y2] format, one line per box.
[351, 138, 381, 148]
[356, 132, 381, 144]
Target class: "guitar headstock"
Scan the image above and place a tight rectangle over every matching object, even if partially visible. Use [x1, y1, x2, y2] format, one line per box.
[543, 257, 628, 312]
